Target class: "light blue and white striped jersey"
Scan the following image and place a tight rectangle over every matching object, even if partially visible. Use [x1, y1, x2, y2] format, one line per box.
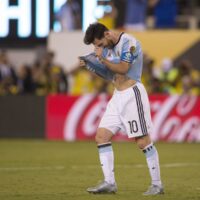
[102, 32, 143, 82]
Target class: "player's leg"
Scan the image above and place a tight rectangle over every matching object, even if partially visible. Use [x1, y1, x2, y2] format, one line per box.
[135, 135, 164, 195]
[95, 127, 116, 186]
[87, 96, 120, 194]
[87, 128, 117, 194]
[119, 83, 163, 195]
[132, 83, 163, 195]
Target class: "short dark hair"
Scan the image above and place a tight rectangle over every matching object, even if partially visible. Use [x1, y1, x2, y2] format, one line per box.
[84, 23, 109, 45]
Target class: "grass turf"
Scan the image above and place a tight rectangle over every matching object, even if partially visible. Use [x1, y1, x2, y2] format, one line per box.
[0, 140, 199, 200]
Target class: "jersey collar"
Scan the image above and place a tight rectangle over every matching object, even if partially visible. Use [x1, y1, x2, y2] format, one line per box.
[113, 32, 124, 47]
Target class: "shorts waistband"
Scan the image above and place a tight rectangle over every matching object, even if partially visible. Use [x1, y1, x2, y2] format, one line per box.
[114, 82, 140, 94]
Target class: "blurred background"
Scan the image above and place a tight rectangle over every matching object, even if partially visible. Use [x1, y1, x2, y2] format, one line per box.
[0, 0, 200, 142]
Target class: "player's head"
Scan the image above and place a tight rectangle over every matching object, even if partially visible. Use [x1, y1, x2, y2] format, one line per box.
[84, 22, 114, 48]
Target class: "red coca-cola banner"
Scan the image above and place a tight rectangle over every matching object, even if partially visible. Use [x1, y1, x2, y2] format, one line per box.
[46, 94, 200, 142]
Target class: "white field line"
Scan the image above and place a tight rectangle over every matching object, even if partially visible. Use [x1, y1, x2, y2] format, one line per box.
[0, 166, 65, 171]
[0, 163, 199, 171]
[71, 162, 200, 169]
[161, 163, 200, 168]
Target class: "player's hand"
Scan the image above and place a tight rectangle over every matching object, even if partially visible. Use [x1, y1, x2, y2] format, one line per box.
[94, 46, 103, 59]
[79, 59, 86, 67]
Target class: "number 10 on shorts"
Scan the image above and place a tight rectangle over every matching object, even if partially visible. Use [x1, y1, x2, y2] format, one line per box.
[128, 120, 138, 134]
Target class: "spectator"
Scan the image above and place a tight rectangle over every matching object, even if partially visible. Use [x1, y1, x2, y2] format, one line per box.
[142, 54, 156, 93]
[181, 76, 196, 95]
[158, 58, 173, 94]
[32, 51, 68, 95]
[149, 0, 177, 28]
[68, 62, 113, 95]
[161, 59, 199, 95]
[49, 66, 68, 94]
[55, 0, 81, 31]
[98, 0, 118, 29]
[17, 65, 35, 94]
[32, 61, 50, 96]
[0, 51, 18, 95]
[124, 0, 148, 31]
[69, 67, 95, 95]
[115, 0, 126, 29]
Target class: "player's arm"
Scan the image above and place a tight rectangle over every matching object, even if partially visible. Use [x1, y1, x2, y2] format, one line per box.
[100, 58, 130, 74]
[95, 47, 130, 74]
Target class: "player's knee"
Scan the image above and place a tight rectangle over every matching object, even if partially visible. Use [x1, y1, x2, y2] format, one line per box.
[136, 135, 151, 149]
[95, 132, 106, 144]
[95, 128, 112, 144]
[95, 134, 103, 144]
[137, 142, 146, 150]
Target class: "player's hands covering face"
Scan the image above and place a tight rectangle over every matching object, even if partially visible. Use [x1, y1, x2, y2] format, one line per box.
[94, 46, 103, 59]
[79, 59, 86, 67]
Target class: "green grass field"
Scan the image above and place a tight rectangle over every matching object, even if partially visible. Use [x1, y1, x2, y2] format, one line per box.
[0, 140, 200, 200]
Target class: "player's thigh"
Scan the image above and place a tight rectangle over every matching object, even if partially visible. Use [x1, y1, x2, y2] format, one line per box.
[121, 83, 152, 138]
[98, 97, 121, 144]
[95, 127, 114, 144]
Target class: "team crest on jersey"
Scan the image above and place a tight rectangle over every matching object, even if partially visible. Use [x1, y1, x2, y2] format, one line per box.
[130, 46, 136, 53]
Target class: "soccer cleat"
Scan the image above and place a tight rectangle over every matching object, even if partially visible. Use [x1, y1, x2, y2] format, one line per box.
[143, 185, 164, 195]
[87, 181, 117, 194]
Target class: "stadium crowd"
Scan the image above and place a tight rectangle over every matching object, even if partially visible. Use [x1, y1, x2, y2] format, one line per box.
[0, 50, 199, 96]
[0, 50, 68, 96]
[56, 0, 200, 31]
[0, 0, 200, 96]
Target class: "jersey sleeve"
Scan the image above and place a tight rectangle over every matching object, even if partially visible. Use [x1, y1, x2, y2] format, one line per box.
[120, 36, 138, 63]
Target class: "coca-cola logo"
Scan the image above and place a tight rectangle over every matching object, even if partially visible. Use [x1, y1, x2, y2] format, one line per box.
[63, 94, 108, 141]
[61, 95, 200, 142]
[151, 95, 200, 142]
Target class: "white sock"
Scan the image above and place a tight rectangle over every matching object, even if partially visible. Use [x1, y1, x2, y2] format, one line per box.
[143, 143, 162, 186]
[98, 143, 115, 184]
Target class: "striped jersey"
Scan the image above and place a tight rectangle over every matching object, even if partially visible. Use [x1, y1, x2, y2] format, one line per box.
[102, 32, 143, 82]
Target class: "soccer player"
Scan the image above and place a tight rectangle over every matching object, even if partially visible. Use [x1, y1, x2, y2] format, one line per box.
[79, 22, 164, 195]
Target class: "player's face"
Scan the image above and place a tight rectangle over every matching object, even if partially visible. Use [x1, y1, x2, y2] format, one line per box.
[93, 32, 114, 49]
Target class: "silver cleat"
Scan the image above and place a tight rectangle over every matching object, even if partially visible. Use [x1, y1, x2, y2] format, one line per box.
[143, 185, 164, 195]
[87, 181, 117, 194]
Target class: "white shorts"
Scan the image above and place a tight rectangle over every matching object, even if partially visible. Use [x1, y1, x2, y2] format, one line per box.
[98, 82, 153, 138]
